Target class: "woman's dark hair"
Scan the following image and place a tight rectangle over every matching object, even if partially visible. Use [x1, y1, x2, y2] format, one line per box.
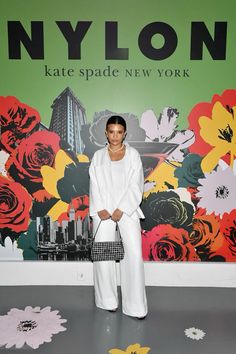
[106, 115, 126, 131]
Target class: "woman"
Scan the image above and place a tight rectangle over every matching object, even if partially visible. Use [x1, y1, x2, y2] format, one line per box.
[89, 115, 148, 319]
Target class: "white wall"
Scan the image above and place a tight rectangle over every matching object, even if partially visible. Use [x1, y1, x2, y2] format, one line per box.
[1, 262, 236, 287]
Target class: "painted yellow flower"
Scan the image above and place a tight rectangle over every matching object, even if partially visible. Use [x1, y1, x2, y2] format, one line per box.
[143, 160, 180, 198]
[108, 343, 151, 354]
[199, 102, 236, 173]
[40, 149, 89, 221]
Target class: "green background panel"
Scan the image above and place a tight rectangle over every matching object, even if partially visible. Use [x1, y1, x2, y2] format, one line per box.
[1, 0, 235, 127]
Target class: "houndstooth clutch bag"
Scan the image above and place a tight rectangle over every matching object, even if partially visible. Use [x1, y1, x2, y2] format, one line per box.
[90, 220, 124, 262]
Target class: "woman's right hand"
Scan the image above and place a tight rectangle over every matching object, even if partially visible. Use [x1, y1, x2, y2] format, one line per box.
[97, 209, 111, 220]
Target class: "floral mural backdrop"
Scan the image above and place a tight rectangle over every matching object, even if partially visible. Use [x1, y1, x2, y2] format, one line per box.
[1, 89, 236, 262]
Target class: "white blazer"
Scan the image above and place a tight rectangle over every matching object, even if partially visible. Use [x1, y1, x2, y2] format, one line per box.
[89, 143, 145, 219]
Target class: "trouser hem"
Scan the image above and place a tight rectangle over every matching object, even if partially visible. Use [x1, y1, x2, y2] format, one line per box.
[122, 303, 148, 318]
[122, 309, 148, 318]
[95, 299, 118, 311]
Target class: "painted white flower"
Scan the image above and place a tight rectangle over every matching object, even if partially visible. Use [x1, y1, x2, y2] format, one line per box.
[197, 166, 236, 217]
[167, 130, 195, 162]
[0, 306, 67, 349]
[140, 108, 194, 162]
[140, 110, 159, 141]
[184, 327, 206, 341]
[144, 180, 156, 193]
[0, 237, 23, 260]
[141, 108, 178, 142]
[0, 150, 9, 176]
[174, 187, 195, 210]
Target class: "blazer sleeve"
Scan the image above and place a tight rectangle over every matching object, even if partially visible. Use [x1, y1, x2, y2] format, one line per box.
[89, 156, 104, 215]
[117, 152, 144, 216]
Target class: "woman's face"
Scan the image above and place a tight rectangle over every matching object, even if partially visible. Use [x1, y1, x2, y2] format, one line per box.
[105, 124, 126, 146]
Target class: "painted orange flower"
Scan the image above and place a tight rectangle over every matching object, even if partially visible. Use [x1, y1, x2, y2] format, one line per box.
[208, 232, 236, 261]
[190, 208, 220, 248]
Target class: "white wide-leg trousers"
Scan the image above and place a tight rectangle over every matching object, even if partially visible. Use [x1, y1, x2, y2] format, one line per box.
[92, 213, 148, 318]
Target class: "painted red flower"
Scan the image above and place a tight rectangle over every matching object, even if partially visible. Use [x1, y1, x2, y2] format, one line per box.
[58, 195, 89, 224]
[220, 210, 236, 253]
[187, 187, 200, 207]
[188, 89, 236, 157]
[0, 96, 40, 153]
[142, 224, 200, 261]
[0, 175, 32, 239]
[72, 195, 89, 221]
[5, 131, 60, 196]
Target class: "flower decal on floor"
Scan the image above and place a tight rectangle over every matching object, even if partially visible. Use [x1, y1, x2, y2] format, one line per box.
[184, 327, 206, 341]
[0, 306, 67, 349]
[108, 343, 151, 354]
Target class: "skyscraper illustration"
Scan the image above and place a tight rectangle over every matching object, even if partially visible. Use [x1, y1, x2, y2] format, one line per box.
[32, 87, 91, 260]
[50, 87, 87, 153]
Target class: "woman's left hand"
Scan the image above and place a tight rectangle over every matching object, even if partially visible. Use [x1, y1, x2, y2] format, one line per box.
[111, 208, 123, 222]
